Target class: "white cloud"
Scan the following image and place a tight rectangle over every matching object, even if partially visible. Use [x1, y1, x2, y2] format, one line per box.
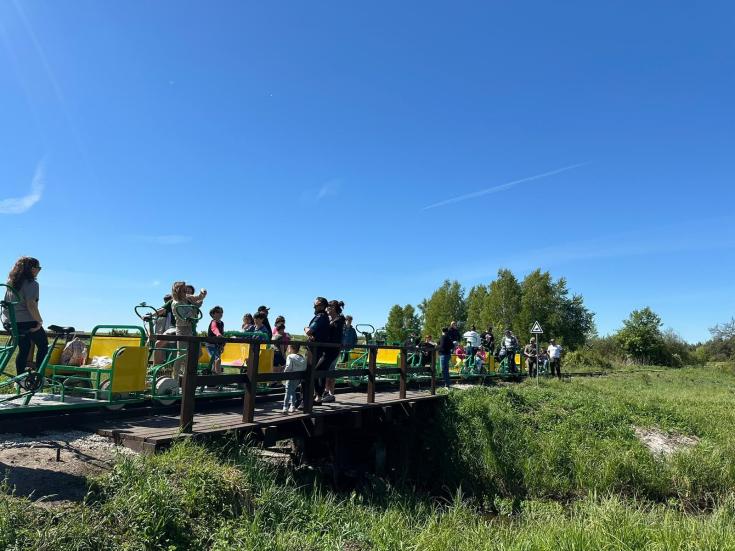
[301, 179, 341, 203]
[0, 161, 44, 214]
[422, 162, 588, 210]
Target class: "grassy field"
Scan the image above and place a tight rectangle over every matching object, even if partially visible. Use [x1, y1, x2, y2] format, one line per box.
[2, 364, 735, 550]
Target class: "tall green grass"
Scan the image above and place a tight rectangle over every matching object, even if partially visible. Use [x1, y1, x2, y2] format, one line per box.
[429, 365, 735, 510]
[2, 365, 735, 549]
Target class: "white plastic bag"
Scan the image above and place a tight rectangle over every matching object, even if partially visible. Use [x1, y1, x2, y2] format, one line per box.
[90, 356, 112, 368]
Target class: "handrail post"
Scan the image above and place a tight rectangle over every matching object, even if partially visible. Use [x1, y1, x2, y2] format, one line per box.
[179, 338, 200, 433]
[302, 343, 316, 413]
[367, 347, 376, 403]
[242, 342, 260, 423]
[399, 345, 407, 399]
[429, 349, 437, 395]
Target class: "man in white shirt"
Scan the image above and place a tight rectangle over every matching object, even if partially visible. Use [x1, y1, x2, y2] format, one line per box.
[463, 325, 481, 361]
[547, 339, 563, 380]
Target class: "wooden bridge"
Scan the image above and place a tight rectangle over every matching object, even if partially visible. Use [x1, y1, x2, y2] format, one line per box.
[94, 335, 443, 453]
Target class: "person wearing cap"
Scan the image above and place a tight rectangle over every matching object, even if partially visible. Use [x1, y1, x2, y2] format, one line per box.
[547, 339, 563, 380]
[256, 305, 272, 337]
[524, 337, 538, 377]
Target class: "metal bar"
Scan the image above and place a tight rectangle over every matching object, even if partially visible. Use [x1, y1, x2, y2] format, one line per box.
[367, 348, 376, 403]
[194, 374, 250, 386]
[375, 367, 402, 375]
[399, 346, 407, 399]
[242, 345, 260, 423]
[430, 349, 437, 395]
[179, 339, 200, 433]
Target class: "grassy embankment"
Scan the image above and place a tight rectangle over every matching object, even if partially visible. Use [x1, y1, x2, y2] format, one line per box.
[2, 364, 735, 549]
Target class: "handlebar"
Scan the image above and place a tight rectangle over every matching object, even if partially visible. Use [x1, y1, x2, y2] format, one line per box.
[134, 303, 159, 321]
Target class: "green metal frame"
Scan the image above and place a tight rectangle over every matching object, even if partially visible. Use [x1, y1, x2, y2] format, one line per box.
[43, 324, 147, 405]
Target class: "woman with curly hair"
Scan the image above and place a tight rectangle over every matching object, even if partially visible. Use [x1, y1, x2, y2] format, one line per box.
[4, 256, 47, 375]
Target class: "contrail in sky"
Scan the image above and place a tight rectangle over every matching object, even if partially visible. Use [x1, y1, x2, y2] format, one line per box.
[422, 162, 589, 210]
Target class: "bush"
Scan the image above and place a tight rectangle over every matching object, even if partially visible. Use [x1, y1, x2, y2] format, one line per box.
[564, 347, 615, 370]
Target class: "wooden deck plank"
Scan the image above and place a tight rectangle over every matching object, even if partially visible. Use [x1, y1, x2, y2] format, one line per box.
[95, 389, 443, 450]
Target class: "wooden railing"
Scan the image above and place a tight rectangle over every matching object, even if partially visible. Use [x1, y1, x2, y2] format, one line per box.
[155, 334, 437, 432]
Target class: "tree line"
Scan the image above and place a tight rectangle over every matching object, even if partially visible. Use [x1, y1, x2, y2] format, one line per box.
[383, 268, 735, 368]
[385, 268, 595, 347]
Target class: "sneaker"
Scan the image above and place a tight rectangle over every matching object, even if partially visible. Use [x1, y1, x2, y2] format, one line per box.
[288, 404, 295, 413]
[282, 406, 288, 414]
[321, 394, 335, 403]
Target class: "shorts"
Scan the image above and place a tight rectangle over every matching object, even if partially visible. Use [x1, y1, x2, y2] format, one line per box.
[206, 344, 224, 361]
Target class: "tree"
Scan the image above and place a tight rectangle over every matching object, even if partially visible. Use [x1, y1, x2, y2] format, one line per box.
[465, 285, 489, 330]
[385, 305, 406, 343]
[703, 317, 735, 361]
[483, 269, 521, 335]
[517, 270, 556, 338]
[615, 307, 665, 364]
[419, 280, 466, 339]
[385, 304, 423, 343]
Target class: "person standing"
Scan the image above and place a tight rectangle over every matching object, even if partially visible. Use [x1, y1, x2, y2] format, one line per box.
[206, 306, 225, 374]
[547, 339, 563, 380]
[241, 313, 255, 332]
[481, 325, 495, 355]
[256, 306, 272, 337]
[501, 329, 519, 373]
[2, 257, 47, 376]
[304, 297, 332, 404]
[446, 321, 460, 345]
[438, 327, 453, 388]
[524, 337, 538, 377]
[463, 325, 481, 361]
[171, 282, 207, 378]
[341, 315, 357, 364]
[321, 300, 345, 403]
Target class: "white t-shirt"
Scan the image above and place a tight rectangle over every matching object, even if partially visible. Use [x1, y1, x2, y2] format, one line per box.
[284, 353, 306, 372]
[463, 330, 480, 348]
[548, 344, 562, 359]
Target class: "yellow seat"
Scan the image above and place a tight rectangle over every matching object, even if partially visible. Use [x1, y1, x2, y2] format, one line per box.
[376, 348, 399, 366]
[221, 342, 247, 366]
[87, 336, 143, 365]
[239, 343, 273, 373]
[110, 346, 148, 393]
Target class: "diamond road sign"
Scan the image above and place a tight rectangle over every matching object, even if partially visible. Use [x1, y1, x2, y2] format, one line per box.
[530, 321, 544, 334]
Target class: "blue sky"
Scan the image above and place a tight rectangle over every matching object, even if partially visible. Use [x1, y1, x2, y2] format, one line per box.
[1, 0, 733, 343]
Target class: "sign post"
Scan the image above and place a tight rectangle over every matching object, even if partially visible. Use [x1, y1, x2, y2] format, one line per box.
[530, 321, 544, 385]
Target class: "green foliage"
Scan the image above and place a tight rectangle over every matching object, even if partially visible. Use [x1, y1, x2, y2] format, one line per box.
[384, 304, 421, 343]
[419, 280, 466, 339]
[465, 285, 489, 330]
[430, 367, 735, 509]
[615, 307, 667, 364]
[700, 318, 735, 362]
[420, 269, 595, 351]
[4, 367, 735, 549]
[563, 347, 615, 370]
[484, 269, 522, 334]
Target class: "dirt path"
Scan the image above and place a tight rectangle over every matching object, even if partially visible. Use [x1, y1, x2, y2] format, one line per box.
[0, 430, 136, 507]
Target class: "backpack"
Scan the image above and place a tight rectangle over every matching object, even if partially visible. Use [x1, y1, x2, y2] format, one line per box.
[61, 337, 88, 366]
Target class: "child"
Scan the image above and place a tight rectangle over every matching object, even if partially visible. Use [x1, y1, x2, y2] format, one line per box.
[171, 281, 207, 378]
[207, 306, 225, 374]
[283, 343, 306, 413]
[474, 349, 484, 372]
